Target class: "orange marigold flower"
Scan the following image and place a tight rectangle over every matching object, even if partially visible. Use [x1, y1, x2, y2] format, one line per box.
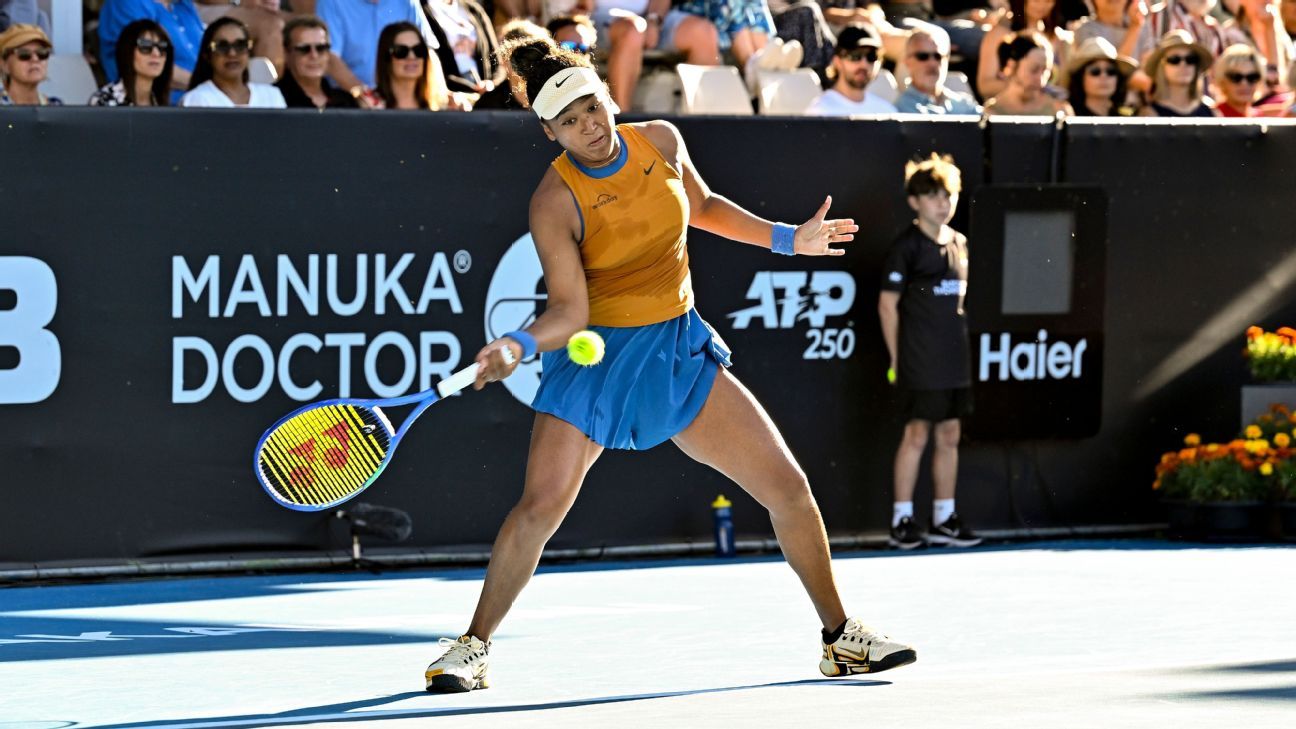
[1152, 479, 1162, 490]
[1275, 433, 1290, 448]
[1261, 462, 1274, 476]
[1179, 448, 1198, 461]
[1274, 404, 1290, 416]
[1246, 425, 1263, 439]
[1278, 327, 1296, 340]
[1241, 457, 1258, 471]
[1183, 433, 1201, 446]
[1247, 325, 1264, 340]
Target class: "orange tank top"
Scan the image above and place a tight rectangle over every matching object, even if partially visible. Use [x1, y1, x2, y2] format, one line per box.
[551, 124, 693, 327]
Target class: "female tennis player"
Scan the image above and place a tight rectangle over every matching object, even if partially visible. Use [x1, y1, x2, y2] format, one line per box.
[424, 36, 916, 693]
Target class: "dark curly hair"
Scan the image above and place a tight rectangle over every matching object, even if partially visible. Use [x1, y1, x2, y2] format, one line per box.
[498, 35, 594, 110]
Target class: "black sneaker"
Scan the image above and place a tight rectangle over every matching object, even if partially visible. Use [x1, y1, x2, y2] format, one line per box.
[888, 516, 924, 550]
[928, 513, 982, 547]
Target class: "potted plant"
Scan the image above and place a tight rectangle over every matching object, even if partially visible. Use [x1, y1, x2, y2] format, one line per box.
[1154, 426, 1279, 541]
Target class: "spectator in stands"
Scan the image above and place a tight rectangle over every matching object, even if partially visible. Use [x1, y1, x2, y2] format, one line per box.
[90, 19, 175, 106]
[1062, 36, 1135, 115]
[977, 0, 1071, 99]
[181, 17, 287, 106]
[374, 20, 451, 109]
[895, 25, 981, 113]
[0, 0, 50, 34]
[1220, 0, 1293, 102]
[590, 0, 721, 112]
[99, 0, 205, 99]
[984, 30, 1072, 114]
[195, 0, 289, 74]
[316, 0, 440, 90]
[276, 16, 358, 108]
[426, 0, 512, 107]
[0, 23, 59, 105]
[548, 13, 597, 54]
[677, 0, 802, 82]
[1139, 29, 1214, 115]
[1073, 0, 1147, 60]
[805, 23, 898, 113]
[1213, 42, 1266, 115]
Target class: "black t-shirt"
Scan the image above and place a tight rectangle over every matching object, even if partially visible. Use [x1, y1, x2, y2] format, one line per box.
[880, 224, 971, 390]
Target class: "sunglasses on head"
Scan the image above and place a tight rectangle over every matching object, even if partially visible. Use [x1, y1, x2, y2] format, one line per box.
[136, 38, 170, 55]
[388, 43, 428, 60]
[8, 47, 51, 62]
[839, 48, 878, 63]
[210, 39, 252, 56]
[558, 40, 591, 55]
[1163, 53, 1198, 67]
[293, 42, 331, 55]
[910, 51, 943, 63]
[1224, 71, 1261, 84]
[1085, 64, 1118, 77]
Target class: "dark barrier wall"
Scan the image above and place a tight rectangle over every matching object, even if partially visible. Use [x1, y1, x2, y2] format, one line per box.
[1, 109, 1294, 564]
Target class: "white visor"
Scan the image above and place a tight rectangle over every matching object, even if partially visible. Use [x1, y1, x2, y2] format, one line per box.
[531, 67, 606, 120]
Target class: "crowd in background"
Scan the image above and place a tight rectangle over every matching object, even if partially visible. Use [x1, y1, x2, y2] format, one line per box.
[0, 0, 1293, 116]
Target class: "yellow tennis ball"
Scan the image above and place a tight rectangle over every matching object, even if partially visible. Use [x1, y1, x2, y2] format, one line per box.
[567, 330, 605, 366]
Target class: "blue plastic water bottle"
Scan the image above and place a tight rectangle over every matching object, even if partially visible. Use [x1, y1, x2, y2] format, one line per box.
[712, 495, 735, 557]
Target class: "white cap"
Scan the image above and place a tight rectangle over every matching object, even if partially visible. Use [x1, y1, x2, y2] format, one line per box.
[531, 67, 606, 120]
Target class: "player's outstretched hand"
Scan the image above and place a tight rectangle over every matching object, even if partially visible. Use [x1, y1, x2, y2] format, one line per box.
[795, 195, 857, 256]
[474, 338, 521, 390]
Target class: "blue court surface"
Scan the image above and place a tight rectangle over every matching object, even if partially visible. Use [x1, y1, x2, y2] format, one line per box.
[2, 540, 1293, 728]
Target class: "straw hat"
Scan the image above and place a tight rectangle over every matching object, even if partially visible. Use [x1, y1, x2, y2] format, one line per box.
[1142, 29, 1212, 76]
[1060, 37, 1136, 86]
[0, 24, 52, 56]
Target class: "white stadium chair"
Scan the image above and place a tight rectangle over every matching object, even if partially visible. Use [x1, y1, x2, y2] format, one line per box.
[40, 54, 98, 105]
[756, 69, 822, 116]
[675, 64, 753, 116]
[248, 57, 278, 85]
[632, 67, 681, 115]
[944, 70, 974, 99]
[866, 68, 899, 104]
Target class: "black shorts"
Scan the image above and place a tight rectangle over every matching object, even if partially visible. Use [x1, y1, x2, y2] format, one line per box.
[902, 387, 973, 423]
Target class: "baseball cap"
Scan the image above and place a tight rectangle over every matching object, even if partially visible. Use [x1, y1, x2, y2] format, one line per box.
[0, 24, 52, 56]
[834, 24, 882, 53]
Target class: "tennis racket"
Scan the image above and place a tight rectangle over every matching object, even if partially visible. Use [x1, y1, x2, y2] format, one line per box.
[254, 347, 514, 511]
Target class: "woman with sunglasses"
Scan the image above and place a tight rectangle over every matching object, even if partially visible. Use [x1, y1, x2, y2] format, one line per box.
[181, 17, 286, 107]
[1213, 42, 1268, 115]
[1062, 36, 1135, 116]
[0, 23, 60, 106]
[276, 16, 357, 109]
[374, 21, 451, 110]
[90, 19, 174, 106]
[1139, 29, 1214, 116]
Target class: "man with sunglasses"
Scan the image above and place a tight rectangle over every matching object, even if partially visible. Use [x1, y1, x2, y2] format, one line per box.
[0, 23, 60, 105]
[806, 24, 897, 115]
[276, 16, 358, 108]
[895, 25, 980, 114]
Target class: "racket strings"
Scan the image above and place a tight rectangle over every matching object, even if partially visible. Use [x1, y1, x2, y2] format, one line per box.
[258, 405, 391, 506]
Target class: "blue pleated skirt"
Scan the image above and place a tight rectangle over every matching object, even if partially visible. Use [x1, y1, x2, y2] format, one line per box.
[531, 308, 733, 450]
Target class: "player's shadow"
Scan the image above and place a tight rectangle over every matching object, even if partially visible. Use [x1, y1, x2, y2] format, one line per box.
[86, 678, 890, 728]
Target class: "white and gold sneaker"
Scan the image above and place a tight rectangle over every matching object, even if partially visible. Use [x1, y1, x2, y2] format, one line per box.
[425, 635, 490, 693]
[819, 618, 916, 676]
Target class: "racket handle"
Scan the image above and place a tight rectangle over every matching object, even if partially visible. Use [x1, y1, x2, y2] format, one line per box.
[436, 342, 518, 398]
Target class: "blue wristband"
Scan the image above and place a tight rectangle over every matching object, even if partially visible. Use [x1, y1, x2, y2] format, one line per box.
[772, 223, 796, 256]
[504, 330, 537, 359]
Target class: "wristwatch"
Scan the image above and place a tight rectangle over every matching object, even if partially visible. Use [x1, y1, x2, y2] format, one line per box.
[646, 12, 662, 24]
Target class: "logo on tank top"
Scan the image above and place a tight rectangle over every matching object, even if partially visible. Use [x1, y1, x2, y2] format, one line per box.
[485, 234, 547, 405]
[593, 193, 619, 210]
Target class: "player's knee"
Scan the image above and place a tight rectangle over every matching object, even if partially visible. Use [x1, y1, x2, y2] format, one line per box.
[515, 490, 574, 533]
[902, 424, 930, 452]
[765, 468, 814, 515]
[934, 421, 960, 449]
